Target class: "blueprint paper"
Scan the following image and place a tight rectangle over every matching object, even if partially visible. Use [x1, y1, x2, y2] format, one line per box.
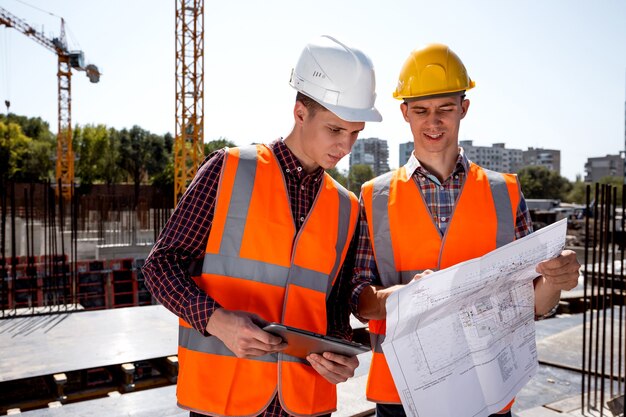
[382, 219, 567, 417]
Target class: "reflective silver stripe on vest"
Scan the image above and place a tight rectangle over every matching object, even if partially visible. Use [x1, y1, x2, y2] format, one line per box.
[400, 269, 426, 283]
[369, 332, 385, 354]
[202, 253, 290, 287]
[482, 168, 515, 248]
[289, 265, 330, 294]
[327, 177, 354, 298]
[179, 326, 276, 362]
[278, 352, 310, 365]
[220, 145, 258, 257]
[179, 326, 309, 364]
[203, 253, 329, 293]
[370, 173, 397, 286]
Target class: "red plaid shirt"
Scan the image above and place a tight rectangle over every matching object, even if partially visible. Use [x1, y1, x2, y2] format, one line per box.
[350, 150, 533, 315]
[143, 139, 355, 417]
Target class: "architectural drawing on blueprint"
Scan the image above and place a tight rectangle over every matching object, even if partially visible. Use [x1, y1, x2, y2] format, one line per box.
[383, 219, 567, 417]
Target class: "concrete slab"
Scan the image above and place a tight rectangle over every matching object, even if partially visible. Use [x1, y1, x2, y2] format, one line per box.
[536, 308, 624, 375]
[15, 386, 186, 417]
[512, 364, 582, 412]
[0, 305, 178, 382]
[515, 405, 567, 417]
[336, 373, 375, 417]
[16, 368, 376, 417]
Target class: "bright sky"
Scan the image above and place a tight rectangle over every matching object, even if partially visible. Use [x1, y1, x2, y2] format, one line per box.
[1, 0, 625, 181]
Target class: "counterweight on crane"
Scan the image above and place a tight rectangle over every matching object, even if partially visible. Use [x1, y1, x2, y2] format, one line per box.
[0, 7, 100, 200]
[174, 0, 204, 204]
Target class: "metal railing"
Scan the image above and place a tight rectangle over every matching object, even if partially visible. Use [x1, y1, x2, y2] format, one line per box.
[582, 183, 625, 416]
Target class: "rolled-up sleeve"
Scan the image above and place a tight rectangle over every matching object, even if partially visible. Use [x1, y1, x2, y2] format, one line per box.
[350, 201, 382, 322]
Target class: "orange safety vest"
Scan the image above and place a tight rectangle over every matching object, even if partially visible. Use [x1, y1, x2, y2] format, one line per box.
[361, 162, 521, 408]
[177, 144, 359, 417]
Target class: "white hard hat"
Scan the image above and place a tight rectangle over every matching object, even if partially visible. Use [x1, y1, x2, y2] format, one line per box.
[289, 35, 382, 122]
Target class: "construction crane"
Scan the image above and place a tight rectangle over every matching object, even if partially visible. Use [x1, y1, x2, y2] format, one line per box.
[174, 0, 204, 204]
[0, 7, 100, 200]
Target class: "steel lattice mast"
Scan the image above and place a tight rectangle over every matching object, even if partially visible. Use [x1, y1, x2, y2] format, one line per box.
[174, 0, 204, 204]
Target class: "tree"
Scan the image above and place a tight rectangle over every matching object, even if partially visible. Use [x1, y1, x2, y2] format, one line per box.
[0, 121, 53, 182]
[0, 113, 55, 143]
[0, 123, 12, 181]
[117, 126, 171, 205]
[204, 137, 235, 156]
[348, 164, 374, 194]
[326, 167, 348, 188]
[596, 176, 624, 204]
[74, 124, 115, 192]
[145, 133, 171, 178]
[517, 166, 572, 200]
[17, 139, 54, 182]
[564, 177, 587, 204]
[163, 132, 174, 154]
[101, 128, 124, 186]
[151, 160, 175, 197]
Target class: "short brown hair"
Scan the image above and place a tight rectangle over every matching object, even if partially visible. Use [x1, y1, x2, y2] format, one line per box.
[296, 92, 327, 117]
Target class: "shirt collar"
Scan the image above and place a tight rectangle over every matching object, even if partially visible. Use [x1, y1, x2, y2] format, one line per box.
[404, 146, 470, 180]
[271, 139, 325, 181]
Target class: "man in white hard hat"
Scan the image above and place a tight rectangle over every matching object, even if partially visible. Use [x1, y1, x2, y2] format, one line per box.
[143, 35, 382, 417]
[351, 44, 580, 417]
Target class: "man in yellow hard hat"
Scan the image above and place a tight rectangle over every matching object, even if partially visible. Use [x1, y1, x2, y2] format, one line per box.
[142, 35, 381, 417]
[350, 44, 581, 417]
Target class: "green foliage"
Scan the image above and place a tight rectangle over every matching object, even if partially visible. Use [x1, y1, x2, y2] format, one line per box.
[0, 121, 53, 181]
[596, 176, 624, 203]
[517, 166, 572, 200]
[102, 128, 124, 185]
[0, 114, 176, 190]
[204, 137, 236, 156]
[74, 124, 120, 192]
[163, 132, 174, 154]
[348, 164, 375, 194]
[0, 113, 55, 144]
[564, 179, 588, 204]
[116, 126, 171, 205]
[326, 167, 348, 188]
[151, 160, 175, 195]
[559, 176, 624, 205]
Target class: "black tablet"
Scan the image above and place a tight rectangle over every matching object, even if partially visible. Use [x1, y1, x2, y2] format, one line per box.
[263, 323, 370, 359]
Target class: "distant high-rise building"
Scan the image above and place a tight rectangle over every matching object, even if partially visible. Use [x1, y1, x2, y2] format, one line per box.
[350, 137, 389, 176]
[459, 140, 523, 173]
[399, 141, 413, 166]
[522, 148, 561, 175]
[584, 154, 625, 182]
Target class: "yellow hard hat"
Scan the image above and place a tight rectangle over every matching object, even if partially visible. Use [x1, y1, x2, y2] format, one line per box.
[393, 44, 475, 101]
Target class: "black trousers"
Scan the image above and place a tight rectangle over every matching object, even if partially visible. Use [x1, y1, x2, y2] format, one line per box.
[375, 403, 512, 417]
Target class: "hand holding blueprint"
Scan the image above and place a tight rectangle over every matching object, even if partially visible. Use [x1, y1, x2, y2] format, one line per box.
[383, 219, 568, 417]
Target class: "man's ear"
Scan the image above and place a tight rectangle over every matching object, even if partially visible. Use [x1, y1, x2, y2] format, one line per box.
[294, 101, 307, 124]
[400, 102, 409, 122]
[460, 99, 470, 119]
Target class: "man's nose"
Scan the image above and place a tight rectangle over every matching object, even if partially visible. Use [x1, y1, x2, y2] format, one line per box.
[425, 112, 442, 126]
[337, 134, 353, 153]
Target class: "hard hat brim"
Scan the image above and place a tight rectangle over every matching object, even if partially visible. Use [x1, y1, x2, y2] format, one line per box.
[401, 90, 467, 103]
[322, 102, 383, 122]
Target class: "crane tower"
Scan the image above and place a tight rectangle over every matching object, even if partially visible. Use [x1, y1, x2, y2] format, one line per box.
[0, 7, 100, 200]
[174, 0, 204, 204]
